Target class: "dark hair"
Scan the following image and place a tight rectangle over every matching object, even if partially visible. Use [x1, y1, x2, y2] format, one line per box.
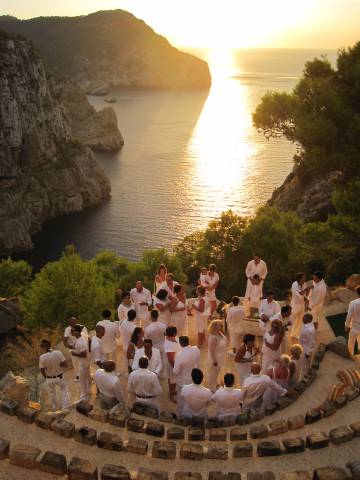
[157, 264, 167, 275]
[232, 296, 240, 306]
[173, 284, 182, 294]
[253, 253, 261, 258]
[102, 309, 112, 319]
[144, 338, 153, 346]
[139, 357, 149, 369]
[72, 324, 83, 333]
[224, 373, 235, 387]
[127, 309, 137, 321]
[281, 305, 291, 315]
[179, 336, 189, 347]
[296, 272, 305, 282]
[167, 273, 174, 280]
[166, 326, 177, 337]
[121, 291, 130, 301]
[303, 313, 313, 323]
[266, 290, 274, 297]
[150, 309, 159, 320]
[314, 271, 324, 280]
[156, 289, 168, 301]
[357, 285, 360, 295]
[243, 334, 255, 344]
[103, 360, 116, 372]
[209, 264, 216, 271]
[130, 327, 143, 345]
[196, 286, 206, 296]
[41, 339, 51, 349]
[191, 368, 203, 385]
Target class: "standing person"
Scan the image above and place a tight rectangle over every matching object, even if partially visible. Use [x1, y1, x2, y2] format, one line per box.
[63, 317, 88, 382]
[271, 305, 293, 354]
[192, 286, 207, 347]
[235, 334, 259, 385]
[173, 336, 200, 415]
[212, 373, 243, 419]
[132, 339, 162, 376]
[206, 264, 219, 317]
[154, 264, 167, 294]
[160, 273, 179, 298]
[126, 327, 144, 373]
[117, 292, 135, 325]
[299, 313, 316, 374]
[290, 272, 308, 339]
[244, 274, 262, 317]
[245, 254, 268, 297]
[227, 296, 245, 353]
[97, 309, 118, 364]
[261, 319, 283, 373]
[94, 361, 124, 410]
[39, 339, 70, 411]
[153, 289, 173, 327]
[164, 326, 181, 401]
[207, 320, 227, 392]
[181, 368, 212, 419]
[144, 309, 167, 356]
[128, 357, 162, 411]
[119, 309, 137, 356]
[345, 285, 360, 359]
[170, 284, 188, 337]
[289, 344, 304, 387]
[198, 267, 210, 288]
[71, 324, 91, 401]
[309, 271, 327, 329]
[90, 325, 106, 370]
[259, 291, 281, 333]
[130, 281, 152, 329]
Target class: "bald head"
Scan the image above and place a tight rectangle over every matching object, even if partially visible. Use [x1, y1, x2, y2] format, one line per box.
[250, 362, 261, 375]
[102, 361, 116, 373]
[95, 325, 105, 338]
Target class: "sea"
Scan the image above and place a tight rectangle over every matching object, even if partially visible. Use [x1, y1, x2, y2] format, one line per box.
[18, 48, 337, 268]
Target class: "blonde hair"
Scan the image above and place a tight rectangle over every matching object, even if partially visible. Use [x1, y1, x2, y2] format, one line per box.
[279, 354, 291, 367]
[290, 344, 303, 359]
[208, 319, 223, 335]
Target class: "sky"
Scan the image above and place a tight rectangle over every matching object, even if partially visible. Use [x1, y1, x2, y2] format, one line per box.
[1, 0, 360, 49]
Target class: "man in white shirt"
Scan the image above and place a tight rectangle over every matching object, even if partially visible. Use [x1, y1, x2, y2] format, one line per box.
[63, 317, 88, 381]
[173, 336, 200, 415]
[91, 325, 106, 369]
[181, 368, 212, 419]
[94, 361, 124, 409]
[127, 357, 162, 411]
[144, 309, 166, 354]
[290, 273, 308, 339]
[132, 339, 162, 376]
[226, 297, 245, 352]
[242, 362, 286, 410]
[245, 254, 268, 296]
[212, 373, 242, 419]
[309, 271, 327, 328]
[119, 309, 137, 354]
[96, 309, 118, 364]
[259, 291, 281, 333]
[299, 313, 316, 374]
[39, 339, 70, 411]
[130, 281, 152, 329]
[71, 324, 91, 401]
[160, 273, 179, 298]
[345, 285, 360, 359]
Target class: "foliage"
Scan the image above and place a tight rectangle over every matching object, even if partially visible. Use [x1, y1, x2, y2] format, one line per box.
[0, 258, 32, 298]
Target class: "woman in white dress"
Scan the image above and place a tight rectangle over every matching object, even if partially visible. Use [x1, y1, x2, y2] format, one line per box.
[117, 291, 135, 324]
[290, 272, 308, 339]
[207, 319, 227, 392]
[154, 264, 167, 294]
[261, 319, 283, 374]
[126, 327, 144, 373]
[192, 286, 207, 347]
[153, 288, 172, 327]
[235, 334, 259, 386]
[170, 284, 187, 336]
[206, 264, 219, 317]
[164, 326, 181, 401]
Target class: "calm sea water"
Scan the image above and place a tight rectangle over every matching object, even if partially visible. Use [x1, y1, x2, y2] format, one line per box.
[20, 48, 336, 267]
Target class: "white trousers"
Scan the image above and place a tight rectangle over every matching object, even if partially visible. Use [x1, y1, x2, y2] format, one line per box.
[291, 307, 305, 339]
[229, 332, 241, 349]
[79, 364, 91, 401]
[71, 354, 80, 377]
[310, 305, 323, 325]
[207, 364, 222, 392]
[176, 384, 185, 417]
[348, 330, 360, 357]
[46, 377, 70, 411]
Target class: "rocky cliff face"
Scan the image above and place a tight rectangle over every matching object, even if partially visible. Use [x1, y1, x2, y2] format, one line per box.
[0, 32, 111, 255]
[0, 10, 211, 90]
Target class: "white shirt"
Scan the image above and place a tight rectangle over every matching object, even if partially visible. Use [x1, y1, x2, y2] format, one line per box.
[39, 350, 65, 377]
[117, 303, 135, 323]
[270, 311, 292, 330]
[144, 322, 166, 349]
[245, 282, 262, 307]
[291, 281, 306, 310]
[346, 298, 360, 334]
[181, 383, 213, 417]
[119, 320, 136, 351]
[73, 336, 90, 366]
[242, 374, 286, 393]
[259, 299, 281, 320]
[64, 325, 88, 347]
[94, 369, 122, 400]
[309, 279, 327, 310]
[206, 272, 219, 289]
[128, 368, 162, 398]
[226, 305, 245, 334]
[160, 281, 179, 296]
[130, 287, 152, 320]
[132, 347, 162, 375]
[96, 319, 117, 354]
[245, 259, 267, 280]
[91, 336, 106, 364]
[199, 273, 209, 288]
[212, 386, 243, 416]
[299, 323, 316, 355]
[173, 345, 200, 386]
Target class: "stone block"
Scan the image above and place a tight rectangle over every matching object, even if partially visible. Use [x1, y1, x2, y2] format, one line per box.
[257, 440, 281, 457]
[233, 442, 253, 458]
[346, 461, 360, 480]
[167, 426, 185, 440]
[293, 382, 306, 394]
[209, 474, 240, 480]
[89, 407, 108, 422]
[145, 421, 165, 437]
[306, 431, 329, 449]
[312, 466, 347, 480]
[345, 386, 360, 401]
[97, 432, 123, 451]
[101, 465, 131, 480]
[282, 437, 305, 454]
[334, 395, 347, 409]
[152, 441, 176, 460]
[249, 409, 265, 422]
[188, 427, 205, 441]
[321, 400, 336, 417]
[68, 456, 98, 480]
[206, 417, 222, 429]
[288, 415, 305, 430]
[247, 473, 275, 480]
[230, 427, 247, 441]
[311, 359, 320, 370]
[280, 472, 311, 480]
[207, 445, 228, 460]
[0, 372, 30, 407]
[180, 443, 204, 461]
[275, 397, 292, 410]
[144, 404, 159, 419]
[350, 421, 360, 437]
[221, 415, 237, 427]
[250, 424, 268, 439]
[327, 336, 351, 359]
[265, 404, 277, 416]
[137, 467, 168, 480]
[329, 426, 354, 445]
[76, 400, 93, 416]
[127, 437, 148, 455]
[209, 429, 227, 441]
[0, 438, 10, 459]
[285, 389, 300, 402]
[108, 405, 130, 427]
[9, 444, 41, 469]
[269, 420, 288, 435]
[305, 409, 322, 424]
[16, 406, 38, 424]
[176, 474, 202, 480]
[236, 412, 250, 425]
[127, 417, 144, 433]
[51, 419, 75, 438]
[75, 426, 97, 446]
[36, 412, 56, 429]
[189, 416, 205, 427]
[132, 402, 146, 415]
[39, 451, 67, 476]
[0, 398, 18, 416]
[159, 411, 175, 423]
[175, 416, 188, 426]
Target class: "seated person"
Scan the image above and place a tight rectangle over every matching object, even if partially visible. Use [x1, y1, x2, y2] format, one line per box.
[181, 368, 212, 419]
[212, 373, 243, 419]
[127, 357, 162, 411]
[94, 361, 124, 410]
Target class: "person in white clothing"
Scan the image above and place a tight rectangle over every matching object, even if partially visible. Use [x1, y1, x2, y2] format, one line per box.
[290, 273, 308, 339]
[173, 336, 200, 415]
[345, 285, 360, 359]
[212, 373, 243, 419]
[198, 267, 210, 288]
[160, 273, 179, 299]
[206, 264, 219, 316]
[170, 284, 188, 336]
[71, 324, 91, 401]
[192, 286, 208, 347]
[154, 264, 167, 294]
[226, 296, 245, 352]
[132, 339, 162, 376]
[144, 309, 166, 357]
[259, 291, 281, 333]
[245, 254, 268, 297]
[289, 344, 303, 387]
[97, 309, 118, 364]
[261, 319, 283, 373]
[130, 281, 152, 328]
[299, 313, 316, 374]
[128, 357, 162, 411]
[164, 326, 181, 401]
[63, 317, 88, 381]
[39, 339, 70, 411]
[308, 271, 327, 329]
[207, 319, 227, 392]
[245, 274, 262, 317]
[117, 291, 135, 325]
[94, 361, 124, 409]
[271, 305, 293, 354]
[181, 368, 212, 419]
[119, 309, 137, 355]
[153, 289, 173, 326]
[90, 325, 106, 369]
[235, 334, 259, 385]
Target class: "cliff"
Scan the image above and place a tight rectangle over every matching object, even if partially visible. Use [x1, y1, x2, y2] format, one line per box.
[0, 10, 211, 90]
[0, 32, 111, 255]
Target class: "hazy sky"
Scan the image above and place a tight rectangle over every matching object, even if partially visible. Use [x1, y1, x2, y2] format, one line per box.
[1, 0, 360, 49]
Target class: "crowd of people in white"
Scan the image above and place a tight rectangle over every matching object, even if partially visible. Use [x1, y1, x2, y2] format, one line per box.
[38, 254, 360, 419]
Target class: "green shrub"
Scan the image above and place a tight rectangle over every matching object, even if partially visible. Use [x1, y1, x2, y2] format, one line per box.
[0, 258, 32, 298]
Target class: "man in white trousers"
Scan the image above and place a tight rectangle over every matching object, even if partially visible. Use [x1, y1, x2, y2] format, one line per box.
[345, 285, 360, 359]
[259, 291, 281, 333]
[226, 296, 245, 353]
[97, 309, 118, 364]
[309, 271, 327, 329]
[63, 317, 88, 381]
[245, 254, 268, 297]
[130, 281, 152, 328]
[71, 324, 91, 401]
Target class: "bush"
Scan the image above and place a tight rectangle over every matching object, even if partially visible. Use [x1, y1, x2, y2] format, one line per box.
[0, 258, 32, 298]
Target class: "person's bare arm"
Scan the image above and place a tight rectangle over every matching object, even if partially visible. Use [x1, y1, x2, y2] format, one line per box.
[127, 343, 135, 360]
[235, 345, 247, 363]
[193, 298, 205, 313]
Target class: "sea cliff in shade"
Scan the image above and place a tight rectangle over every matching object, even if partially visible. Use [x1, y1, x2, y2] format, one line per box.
[0, 10, 212, 90]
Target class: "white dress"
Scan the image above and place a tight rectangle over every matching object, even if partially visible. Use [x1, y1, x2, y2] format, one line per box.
[290, 281, 306, 338]
[193, 299, 207, 334]
[164, 339, 181, 383]
[171, 298, 187, 336]
[117, 302, 135, 324]
[206, 273, 219, 301]
[207, 333, 227, 391]
[154, 298, 171, 326]
[236, 347, 257, 386]
[261, 331, 281, 374]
